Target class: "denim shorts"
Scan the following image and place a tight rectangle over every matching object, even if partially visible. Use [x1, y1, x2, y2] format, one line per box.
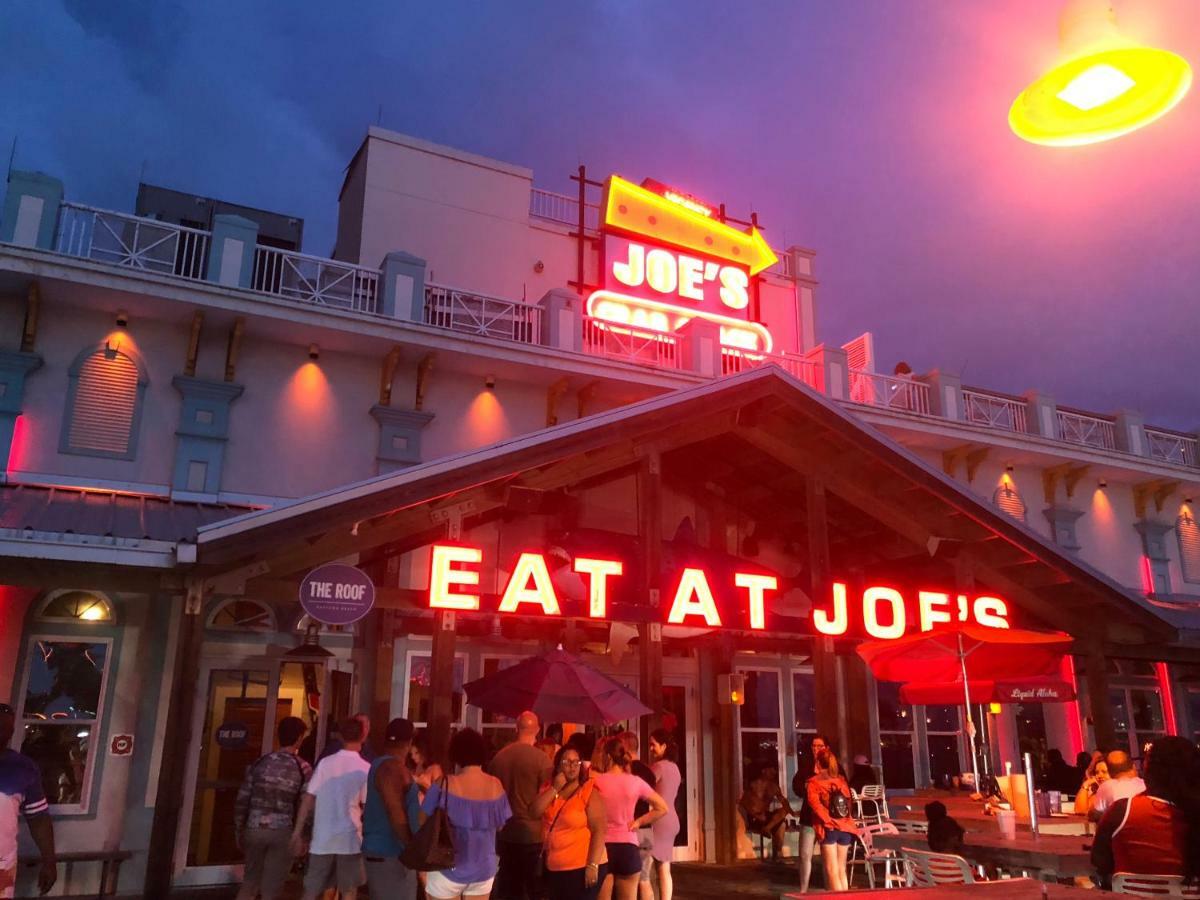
[821, 829, 854, 847]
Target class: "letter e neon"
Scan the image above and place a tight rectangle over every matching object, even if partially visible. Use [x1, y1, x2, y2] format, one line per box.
[918, 591, 952, 632]
[429, 544, 482, 611]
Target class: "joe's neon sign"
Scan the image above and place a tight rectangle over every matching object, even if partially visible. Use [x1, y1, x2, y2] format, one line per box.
[425, 545, 1011, 638]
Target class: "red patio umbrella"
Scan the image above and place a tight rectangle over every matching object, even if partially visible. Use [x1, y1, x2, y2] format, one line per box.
[857, 625, 1073, 792]
[463, 648, 653, 725]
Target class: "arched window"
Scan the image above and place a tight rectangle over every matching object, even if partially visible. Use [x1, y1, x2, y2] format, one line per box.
[39, 590, 113, 623]
[993, 479, 1027, 523]
[209, 598, 276, 631]
[1178, 509, 1200, 585]
[60, 342, 148, 459]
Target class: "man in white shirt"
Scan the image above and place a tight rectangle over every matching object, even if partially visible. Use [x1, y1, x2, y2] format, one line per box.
[1088, 750, 1146, 821]
[291, 715, 371, 900]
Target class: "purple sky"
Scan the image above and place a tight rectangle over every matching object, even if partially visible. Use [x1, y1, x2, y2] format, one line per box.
[3, 1, 1198, 428]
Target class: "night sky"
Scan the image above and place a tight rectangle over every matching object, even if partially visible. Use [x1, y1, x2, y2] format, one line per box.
[3, 1, 1198, 428]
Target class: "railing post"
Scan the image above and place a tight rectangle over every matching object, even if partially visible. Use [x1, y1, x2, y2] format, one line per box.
[677, 318, 722, 377]
[788, 246, 820, 354]
[0, 170, 63, 250]
[803, 344, 850, 400]
[206, 214, 258, 288]
[1112, 409, 1149, 456]
[537, 288, 582, 352]
[918, 369, 963, 420]
[380, 251, 427, 320]
[1022, 390, 1059, 439]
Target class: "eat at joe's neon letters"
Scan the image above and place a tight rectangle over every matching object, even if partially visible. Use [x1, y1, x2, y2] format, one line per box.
[427, 545, 1011, 637]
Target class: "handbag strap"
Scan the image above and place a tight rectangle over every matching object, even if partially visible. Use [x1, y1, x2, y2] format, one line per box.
[540, 781, 586, 859]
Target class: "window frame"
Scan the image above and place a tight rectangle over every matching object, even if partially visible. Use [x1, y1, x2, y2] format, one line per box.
[401, 647, 468, 730]
[35, 590, 115, 625]
[14, 633, 114, 815]
[206, 598, 277, 632]
[58, 342, 149, 461]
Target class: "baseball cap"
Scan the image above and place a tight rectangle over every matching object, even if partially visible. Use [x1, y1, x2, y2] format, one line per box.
[385, 718, 414, 744]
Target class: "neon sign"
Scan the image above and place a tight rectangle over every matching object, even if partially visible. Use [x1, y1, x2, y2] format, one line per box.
[425, 545, 1011, 639]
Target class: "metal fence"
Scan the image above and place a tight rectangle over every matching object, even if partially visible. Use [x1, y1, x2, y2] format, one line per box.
[57, 202, 210, 280]
[962, 389, 1028, 433]
[424, 284, 542, 344]
[1145, 428, 1199, 467]
[252, 246, 380, 314]
[848, 370, 932, 415]
[582, 317, 681, 369]
[529, 188, 601, 231]
[1056, 410, 1117, 451]
[720, 347, 819, 389]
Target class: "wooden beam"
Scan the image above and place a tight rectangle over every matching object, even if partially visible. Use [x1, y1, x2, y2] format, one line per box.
[224, 316, 244, 382]
[1133, 479, 1180, 519]
[1042, 464, 1071, 506]
[379, 346, 402, 406]
[577, 382, 598, 419]
[183, 311, 203, 377]
[415, 353, 435, 411]
[637, 451, 665, 746]
[21, 281, 40, 352]
[807, 476, 845, 752]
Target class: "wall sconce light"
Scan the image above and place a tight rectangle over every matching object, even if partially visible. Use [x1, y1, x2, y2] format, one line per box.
[988, 702, 1003, 716]
[1005, 464, 1015, 473]
[1099, 477, 1108, 489]
[115, 309, 129, 327]
[533, 260, 545, 273]
[484, 374, 496, 390]
[308, 343, 320, 360]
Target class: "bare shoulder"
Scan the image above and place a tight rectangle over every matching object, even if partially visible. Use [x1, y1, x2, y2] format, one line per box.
[487, 772, 506, 799]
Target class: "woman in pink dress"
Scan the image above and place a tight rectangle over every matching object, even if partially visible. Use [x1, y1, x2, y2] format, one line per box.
[648, 729, 681, 900]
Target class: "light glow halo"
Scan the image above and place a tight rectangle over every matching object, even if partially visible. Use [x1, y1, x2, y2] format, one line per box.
[1009, 46, 1191, 146]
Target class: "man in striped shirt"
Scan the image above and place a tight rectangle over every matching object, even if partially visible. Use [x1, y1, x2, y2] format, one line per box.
[0, 703, 56, 897]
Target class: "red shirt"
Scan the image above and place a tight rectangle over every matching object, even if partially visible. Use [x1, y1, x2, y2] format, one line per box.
[1093, 794, 1186, 877]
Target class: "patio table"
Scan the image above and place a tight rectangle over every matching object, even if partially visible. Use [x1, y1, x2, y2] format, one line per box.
[783, 877, 1099, 899]
[872, 831, 1094, 879]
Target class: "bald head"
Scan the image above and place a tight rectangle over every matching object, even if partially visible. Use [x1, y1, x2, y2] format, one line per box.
[516, 711, 540, 742]
[1106, 750, 1135, 778]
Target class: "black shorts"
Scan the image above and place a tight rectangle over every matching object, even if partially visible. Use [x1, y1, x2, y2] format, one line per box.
[605, 842, 643, 877]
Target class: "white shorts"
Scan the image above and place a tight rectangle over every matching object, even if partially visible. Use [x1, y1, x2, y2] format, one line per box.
[425, 868, 496, 898]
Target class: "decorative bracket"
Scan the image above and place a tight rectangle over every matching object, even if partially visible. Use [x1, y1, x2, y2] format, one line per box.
[379, 346, 402, 406]
[21, 282, 40, 352]
[184, 311, 204, 377]
[942, 444, 989, 483]
[546, 378, 569, 427]
[1133, 479, 1180, 519]
[224, 316, 245, 382]
[1042, 463, 1089, 505]
[415, 353, 435, 411]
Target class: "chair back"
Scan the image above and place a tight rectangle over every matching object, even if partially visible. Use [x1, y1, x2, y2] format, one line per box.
[860, 784, 886, 800]
[903, 847, 975, 886]
[1113, 874, 1200, 898]
[891, 819, 929, 834]
[856, 822, 898, 857]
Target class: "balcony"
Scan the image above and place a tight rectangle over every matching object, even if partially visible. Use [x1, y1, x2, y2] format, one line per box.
[424, 283, 541, 344]
[848, 371, 932, 415]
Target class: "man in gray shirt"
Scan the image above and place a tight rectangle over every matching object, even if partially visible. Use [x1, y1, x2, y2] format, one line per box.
[488, 711, 552, 900]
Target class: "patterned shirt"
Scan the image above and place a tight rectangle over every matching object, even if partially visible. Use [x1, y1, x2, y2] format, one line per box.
[0, 749, 48, 871]
[234, 750, 312, 836]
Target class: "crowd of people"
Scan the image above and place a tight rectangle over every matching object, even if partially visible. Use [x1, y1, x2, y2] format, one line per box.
[230, 710, 683, 900]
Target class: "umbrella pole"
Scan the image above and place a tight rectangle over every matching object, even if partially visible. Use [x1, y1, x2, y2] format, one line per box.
[958, 633, 982, 798]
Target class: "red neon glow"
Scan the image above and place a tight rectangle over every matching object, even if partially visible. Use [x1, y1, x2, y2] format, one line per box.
[574, 557, 623, 618]
[666, 568, 722, 627]
[1063, 655, 1085, 756]
[4, 413, 29, 472]
[918, 591, 952, 631]
[814, 582, 849, 635]
[973, 596, 1010, 629]
[498, 552, 562, 615]
[610, 239, 749, 311]
[1156, 661, 1178, 736]
[814, 583, 1012, 637]
[429, 544, 482, 611]
[734, 573, 777, 630]
[1139, 556, 1156, 595]
[863, 586, 906, 640]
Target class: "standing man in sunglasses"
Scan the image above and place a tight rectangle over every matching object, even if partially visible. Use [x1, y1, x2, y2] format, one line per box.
[0, 703, 56, 897]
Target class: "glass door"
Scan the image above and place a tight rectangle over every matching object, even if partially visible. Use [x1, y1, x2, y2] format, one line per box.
[662, 675, 700, 860]
[736, 667, 785, 791]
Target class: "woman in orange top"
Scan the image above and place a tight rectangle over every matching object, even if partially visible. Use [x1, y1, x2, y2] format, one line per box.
[806, 750, 857, 892]
[532, 746, 608, 900]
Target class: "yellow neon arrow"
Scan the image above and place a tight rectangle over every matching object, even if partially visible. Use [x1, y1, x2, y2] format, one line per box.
[604, 175, 779, 276]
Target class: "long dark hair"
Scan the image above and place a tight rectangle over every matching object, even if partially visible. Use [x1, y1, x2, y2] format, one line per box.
[650, 728, 678, 763]
[1145, 736, 1200, 882]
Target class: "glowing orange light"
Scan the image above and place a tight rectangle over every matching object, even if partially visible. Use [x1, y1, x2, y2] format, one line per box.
[429, 544, 482, 611]
[666, 568, 723, 627]
[734, 573, 777, 631]
[498, 552, 561, 615]
[863, 586, 906, 640]
[586, 290, 772, 353]
[662, 190, 712, 217]
[464, 389, 509, 447]
[574, 557, 623, 618]
[604, 175, 777, 275]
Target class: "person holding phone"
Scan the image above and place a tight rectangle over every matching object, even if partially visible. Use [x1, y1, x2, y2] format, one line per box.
[532, 747, 608, 900]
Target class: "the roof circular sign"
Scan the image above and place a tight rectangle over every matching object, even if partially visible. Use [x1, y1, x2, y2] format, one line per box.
[299, 563, 375, 626]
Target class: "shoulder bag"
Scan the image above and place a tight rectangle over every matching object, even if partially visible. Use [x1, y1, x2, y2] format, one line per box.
[401, 776, 456, 872]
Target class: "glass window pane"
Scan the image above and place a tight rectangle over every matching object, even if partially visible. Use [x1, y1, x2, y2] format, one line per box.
[876, 682, 913, 733]
[880, 734, 915, 790]
[23, 641, 108, 720]
[41, 592, 112, 622]
[1109, 690, 1131, 733]
[20, 724, 90, 805]
[480, 659, 518, 726]
[740, 731, 781, 786]
[1130, 690, 1165, 733]
[1015, 703, 1048, 768]
[927, 734, 960, 789]
[739, 671, 781, 729]
[925, 704, 959, 733]
[407, 655, 464, 725]
[792, 672, 816, 731]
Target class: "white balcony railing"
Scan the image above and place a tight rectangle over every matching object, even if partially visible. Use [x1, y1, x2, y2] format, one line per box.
[962, 389, 1028, 434]
[57, 202, 210, 280]
[252, 246, 379, 314]
[582, 317, 680, 369]
[1057, 410, 1117, 450]
[849, 370, 932, 415]
[424, 284, 542, 344]
[1146, 428, 1199, 467]
[721, 347, 819, 389]
[529, 188, 601, 231]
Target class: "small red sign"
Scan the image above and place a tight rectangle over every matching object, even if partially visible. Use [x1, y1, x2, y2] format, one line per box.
[110, 734, 134, 756]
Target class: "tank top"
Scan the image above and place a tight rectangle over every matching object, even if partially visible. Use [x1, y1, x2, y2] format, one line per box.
[362, 756, 420, 857]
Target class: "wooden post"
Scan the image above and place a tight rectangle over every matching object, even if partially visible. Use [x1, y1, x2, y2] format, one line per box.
[711, 636, 740, 864]
[638, 452, 664, 749]
[370, 608, 396, 730]
[807, 478, 845, 753]
[427, 514, 461, 765]
[1084, 641, 1118, 751]
[143, 585, 204, 899]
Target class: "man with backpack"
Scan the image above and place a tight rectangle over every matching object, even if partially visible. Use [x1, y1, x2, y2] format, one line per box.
[234, 716, 312, 900]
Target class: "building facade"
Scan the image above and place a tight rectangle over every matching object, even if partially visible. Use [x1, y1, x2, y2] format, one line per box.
[0, 126, 1197, 895]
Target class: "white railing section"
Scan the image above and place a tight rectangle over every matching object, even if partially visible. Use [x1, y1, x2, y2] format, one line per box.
[962, 389, 1028, 433]
[1057, 410, 1117, 450]
[424, 284, 542, 344]
[252, 246, 379, 314]
[848, 370, 932, 415]
[721, 347, 819, 389]
[767, 254, 796, 279]
[529, 188, 601, 231]
[1146, 428, 1199, 467]
[582, 317, 680, 369]
[57, 202, 209, 280]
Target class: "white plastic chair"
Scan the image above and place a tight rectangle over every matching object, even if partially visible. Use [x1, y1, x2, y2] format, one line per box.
[889, 819, 929, 835]
[1113, 873, 1200, 898]
[854, 784, 889, 824]
[902, 847, 976, 886]
[848, 823, 906, 889]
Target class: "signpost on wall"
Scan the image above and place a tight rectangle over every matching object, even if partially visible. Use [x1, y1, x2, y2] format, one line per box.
[299, 563, 376, 626]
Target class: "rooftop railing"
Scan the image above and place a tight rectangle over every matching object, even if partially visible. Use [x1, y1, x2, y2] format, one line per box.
[962, 388, 1028, 434]
[721, 347, 819, 390]
[529, 188, 601, 231]
[582, 316, 681, 370]
[424, 283, 542, 344]
[1146, 428, 1199, 467]
[849, 370, 932, 415]
[252, 245, 380, 315]
[57, 202, 210, 281]
[1057, 410, 1117, 451]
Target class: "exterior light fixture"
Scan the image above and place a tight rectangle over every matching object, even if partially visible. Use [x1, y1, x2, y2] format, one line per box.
[308, 343, 320, 360]
[1099, 477, 1108, 488]
[1009, 0, 1192, 147]
[115, 309, 129, 327]
[988, 702, 1003, 715]
[1005, 464, 1016, 473]
[717, 673, 745, 706]
[484, 374, 496, 390]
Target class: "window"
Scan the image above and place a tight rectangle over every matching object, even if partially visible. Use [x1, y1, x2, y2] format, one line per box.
[478, 656, 521, 756]
[737, 668, 784, 787]
[39, 591, 112, 623]
[208, 598, 276, 631]
[403, 650, 465, 728]
[61, 343, 147, 459]
[876, 681, 916, 789]
[1178, 511, 1200, 584]
[17, 637, 112, 811]
[993, 480, 1027, 522]
[792, 670, 818, 783]
[925, 704, 962, 788]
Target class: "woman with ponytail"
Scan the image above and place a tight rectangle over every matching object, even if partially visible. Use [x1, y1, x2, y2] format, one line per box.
[591, 737, 668, 900]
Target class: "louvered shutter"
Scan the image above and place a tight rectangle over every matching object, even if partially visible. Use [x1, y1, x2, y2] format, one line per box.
[1179, 514, 1200, 584]
[67, 351, 139, 455]
[841, 332, 875, 373]
[994, 485, 1027, 522]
